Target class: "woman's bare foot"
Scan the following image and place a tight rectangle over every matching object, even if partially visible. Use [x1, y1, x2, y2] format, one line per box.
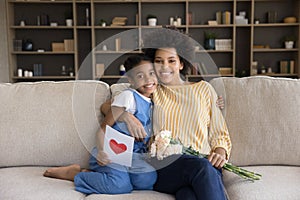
[43, 164, 81, 181]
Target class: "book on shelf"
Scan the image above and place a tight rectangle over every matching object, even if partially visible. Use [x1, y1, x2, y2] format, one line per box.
[96, 63, 105, 78]
[111, 17, 128, 26]
[215, 39, 232, 50]
[216, 11, 222, 24]
[222, 11, 231, 24]
[216, 11, 231, 25]
[115, 38, 121, 51]
[64, 39, 74, 52]
[280, 60, 295, 74]
[290, 60, 295, 74]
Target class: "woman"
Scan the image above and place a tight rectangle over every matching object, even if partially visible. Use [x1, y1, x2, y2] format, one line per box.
[105, 28, 232, 200]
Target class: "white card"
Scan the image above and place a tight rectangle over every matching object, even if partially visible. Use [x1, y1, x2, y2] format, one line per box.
[103, 125, 134, 167]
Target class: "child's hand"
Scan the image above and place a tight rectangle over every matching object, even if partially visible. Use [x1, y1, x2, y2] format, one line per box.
[97, 150, 111, 166]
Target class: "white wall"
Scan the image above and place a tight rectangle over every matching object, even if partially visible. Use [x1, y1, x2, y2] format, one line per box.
[0, 0, 9, 83]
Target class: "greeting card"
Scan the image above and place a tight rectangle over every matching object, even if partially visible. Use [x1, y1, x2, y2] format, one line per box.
[103, 125, 134, 167]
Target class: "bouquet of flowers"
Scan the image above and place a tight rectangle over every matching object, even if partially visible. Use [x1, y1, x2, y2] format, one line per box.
[150, 130, 262, 182]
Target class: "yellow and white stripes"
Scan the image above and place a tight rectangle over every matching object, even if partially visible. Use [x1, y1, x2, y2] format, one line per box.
[153, 81, 231, 156]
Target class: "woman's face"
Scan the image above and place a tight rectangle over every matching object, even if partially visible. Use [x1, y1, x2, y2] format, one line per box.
[153, 48, 184, 86]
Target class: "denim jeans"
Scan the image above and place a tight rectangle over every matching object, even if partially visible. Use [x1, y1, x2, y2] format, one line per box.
[74, 147, 157, 194]
[150, 154, 226, 200]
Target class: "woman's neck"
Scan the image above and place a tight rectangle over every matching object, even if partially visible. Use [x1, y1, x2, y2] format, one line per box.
[167, 78, 190, 86]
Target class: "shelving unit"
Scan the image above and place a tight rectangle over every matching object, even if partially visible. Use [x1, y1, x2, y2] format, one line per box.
[6, 0, 77, 82]
[6, 0, 300, 83]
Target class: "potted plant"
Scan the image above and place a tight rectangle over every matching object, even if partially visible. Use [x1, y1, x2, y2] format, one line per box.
[281, 35, 296, 49]
[147, 14, 157, 26]
[100, 19, 107, 27]
[204, 31, 217, 50]
[64, 10, 73, 26]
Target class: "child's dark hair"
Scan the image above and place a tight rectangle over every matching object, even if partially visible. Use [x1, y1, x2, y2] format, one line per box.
[124, 54, 152, 77]
[142, 28, 195, 79]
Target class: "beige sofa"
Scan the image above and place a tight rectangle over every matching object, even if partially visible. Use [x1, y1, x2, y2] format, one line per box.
[0, 76, 299, 200]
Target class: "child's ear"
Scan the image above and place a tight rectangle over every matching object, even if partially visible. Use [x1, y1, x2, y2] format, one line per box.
[127, 76, 134, 85]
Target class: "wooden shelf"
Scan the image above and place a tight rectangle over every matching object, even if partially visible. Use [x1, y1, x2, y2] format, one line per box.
[94, 25, 139, 29]
[253, 23, 299, 27]
[12, 76, 75, 80]
[11, 26, 74, 29]
[100, 75, 127, 79]
[12, 51, 75, 54]
[253, 48, 298, 52]
[6, 0, 300, 83]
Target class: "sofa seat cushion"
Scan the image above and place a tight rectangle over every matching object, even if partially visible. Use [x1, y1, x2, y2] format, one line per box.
[0, 167, 174, 200]
[85, 190, 174, 200]
[223, 165, 300, 200]
[0, 167, 85, 200]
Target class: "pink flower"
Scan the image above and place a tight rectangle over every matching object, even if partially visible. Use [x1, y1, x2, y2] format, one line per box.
[150, 130, 182, 160]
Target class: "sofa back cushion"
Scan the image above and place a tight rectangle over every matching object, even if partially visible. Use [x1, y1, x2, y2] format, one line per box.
[210, 76, 300, 166]
[0, 81, 110, 168]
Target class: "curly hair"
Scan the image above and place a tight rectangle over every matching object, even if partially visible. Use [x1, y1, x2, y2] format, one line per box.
[123, 54, 152, 77]
[142, 28, 195, 78]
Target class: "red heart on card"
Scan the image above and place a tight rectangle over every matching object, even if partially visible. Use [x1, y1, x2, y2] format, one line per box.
[109, 139, 127, 154]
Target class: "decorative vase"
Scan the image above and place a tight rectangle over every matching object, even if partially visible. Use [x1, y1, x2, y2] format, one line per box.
[23, 40, 33, 51]
[205, 39, 215, 50]
[285, 41, 294, 49]
[66, 19, 73, 27]
[148, 18, 157, 26]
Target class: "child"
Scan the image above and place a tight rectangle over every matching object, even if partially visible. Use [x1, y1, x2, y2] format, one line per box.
[44, 54, 158, 195]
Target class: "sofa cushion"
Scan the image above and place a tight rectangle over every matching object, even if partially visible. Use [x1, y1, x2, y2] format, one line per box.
[0, 167, 86, 200]
[0, 166, 174, 200]
[223, 166, 300, 200]
[0, 81, 110, 168]
[210, 76, 300, 166]
[110, 83, 130, 98]
[85, 190, 174, 200]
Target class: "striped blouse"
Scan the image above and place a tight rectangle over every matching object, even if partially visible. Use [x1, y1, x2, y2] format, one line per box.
[152, 81, 232, 157]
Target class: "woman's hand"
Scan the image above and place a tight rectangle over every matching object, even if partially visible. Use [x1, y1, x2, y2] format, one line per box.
[119, 112, 147, 141]
[97, 150, 111, 166]
[207, 147, 227, 169]
[216, 96, 224, 110]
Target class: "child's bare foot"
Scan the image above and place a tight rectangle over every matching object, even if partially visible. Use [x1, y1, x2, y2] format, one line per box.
[43, 164, 81, 181]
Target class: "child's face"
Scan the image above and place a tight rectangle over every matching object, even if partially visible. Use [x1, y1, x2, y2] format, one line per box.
[153, 48, 184, 86]
[128, 60, 158, 98]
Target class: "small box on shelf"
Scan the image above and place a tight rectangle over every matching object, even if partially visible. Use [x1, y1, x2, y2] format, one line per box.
[52, 43, 65, 52]
[219, 67, 232, 75]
